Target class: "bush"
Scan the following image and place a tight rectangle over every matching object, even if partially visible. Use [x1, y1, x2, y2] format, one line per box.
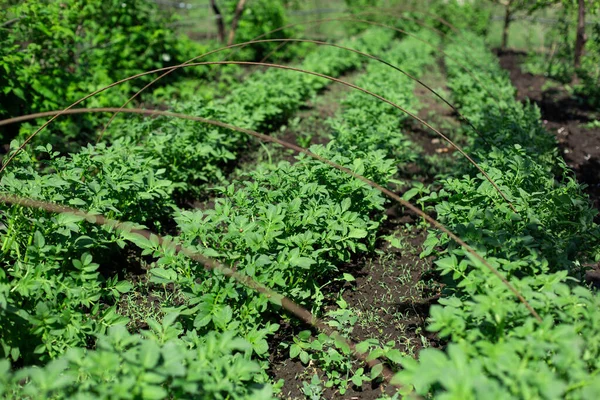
[0, 0, 206, 146]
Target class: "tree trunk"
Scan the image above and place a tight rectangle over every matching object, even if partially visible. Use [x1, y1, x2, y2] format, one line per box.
[210, 0, 225, 43]
[573, 0, 587, 73]
[502, 1, 513, 50]
[227, 0, 248, 46]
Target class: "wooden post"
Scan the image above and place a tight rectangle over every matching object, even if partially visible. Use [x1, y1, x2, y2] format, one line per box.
[573, 0, 587, 72]
[227, 0, 248, 46]
[210, 0, 225, 43]
[502, 0, 513, 50]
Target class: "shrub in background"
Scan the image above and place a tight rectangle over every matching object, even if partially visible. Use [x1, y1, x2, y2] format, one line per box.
[0, 0, 207, 147]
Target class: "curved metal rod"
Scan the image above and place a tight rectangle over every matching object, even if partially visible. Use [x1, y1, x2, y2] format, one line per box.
[0, 106, 542, 324]
[97, 16, 498, 141]
[0, 60, 513, 211]
[0, 193, 400, 389]
[141, 38, 492, 146]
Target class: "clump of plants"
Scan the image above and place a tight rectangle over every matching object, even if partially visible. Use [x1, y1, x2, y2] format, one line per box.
[0, 0, 207, 147]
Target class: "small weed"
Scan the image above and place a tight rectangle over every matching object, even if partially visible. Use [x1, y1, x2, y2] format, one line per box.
[302, 374, 324, 400]
[584, 120, 600, 129]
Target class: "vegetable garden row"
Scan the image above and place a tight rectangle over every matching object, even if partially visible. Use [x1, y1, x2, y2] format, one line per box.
[1, 7, 600, 400]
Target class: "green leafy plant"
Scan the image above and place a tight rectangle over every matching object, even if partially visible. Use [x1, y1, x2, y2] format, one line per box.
[302, 374, 325, 400]
[0, 321, 274, 399]
[289, 329, 369, 395]
[286, 299, 406, 394]
[394, 27, 600, 399]
[0, 0, 207, 147]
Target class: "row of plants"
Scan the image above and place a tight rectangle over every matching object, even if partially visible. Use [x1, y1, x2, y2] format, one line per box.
[130, 30, 441, 396]
[395, 31, 600, 399]
[11, 7, 598, 397]
[103, 27, 397, 199]
[112, 30, 440, 396]
[0, 26, 406, 398]
[331, 30, 439, 161]
[277, 32, 443, 394]
[0, 0, 214, 148]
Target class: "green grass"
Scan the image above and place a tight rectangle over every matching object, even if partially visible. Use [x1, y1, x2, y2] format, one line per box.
[486, 17, 551, 51]
[485, 4, 600, 52]
[170, 0, 351, 41]
[167, 1, 216, 40]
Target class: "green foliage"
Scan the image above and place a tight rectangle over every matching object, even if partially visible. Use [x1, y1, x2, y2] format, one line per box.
[0, 140, 179, 362]
[342, 0, 387, 34]
[426, 0, 492, 36]
[267, 30, 442, 393]
[344, 0, 384, 11]
[330, 34, 438, 165]
[2, 140, 178, 225]
[0, 23, 409, 397]
[395, 29, 600, 399]
[0, 0, 207, 146]
[220, 0, 290, 60]
[286, 298, 375, 395]
[125, 26, 436, 396]
[12, 9, 599, 398]
[302, 374, 325, 400]
[522, 13, 576, 82]
[575, 21, 600, 107]
[289, 330, 368, 395]
[522, 2, 600, 101]
[149, 142, 395, 334]
[0, 323, 274, 399]
[286, 301, 405, 394]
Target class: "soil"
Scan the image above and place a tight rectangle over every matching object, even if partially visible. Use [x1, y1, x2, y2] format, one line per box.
[269, 66, 451, 400]
[401, 67, 465, 184]
[496, 49, 600, 284]
[269, 216, 443, 400]
[496, 50, 600, 217]
[344, 212, 443, 353]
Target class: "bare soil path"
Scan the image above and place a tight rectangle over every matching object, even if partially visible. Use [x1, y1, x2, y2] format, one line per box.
[270, 64, 456, 400]
[496, 50, 600, 218]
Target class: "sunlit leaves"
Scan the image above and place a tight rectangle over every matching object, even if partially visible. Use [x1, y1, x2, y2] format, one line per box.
[401, 30, 600, 399]
[1, 325, 271, 399]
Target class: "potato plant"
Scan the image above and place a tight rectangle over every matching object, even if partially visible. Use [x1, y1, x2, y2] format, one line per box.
[1, 3, 600, 399]
[103, 27, 396, 198]
[395, 31, 600, 399]
[0, 23, 403, 398]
